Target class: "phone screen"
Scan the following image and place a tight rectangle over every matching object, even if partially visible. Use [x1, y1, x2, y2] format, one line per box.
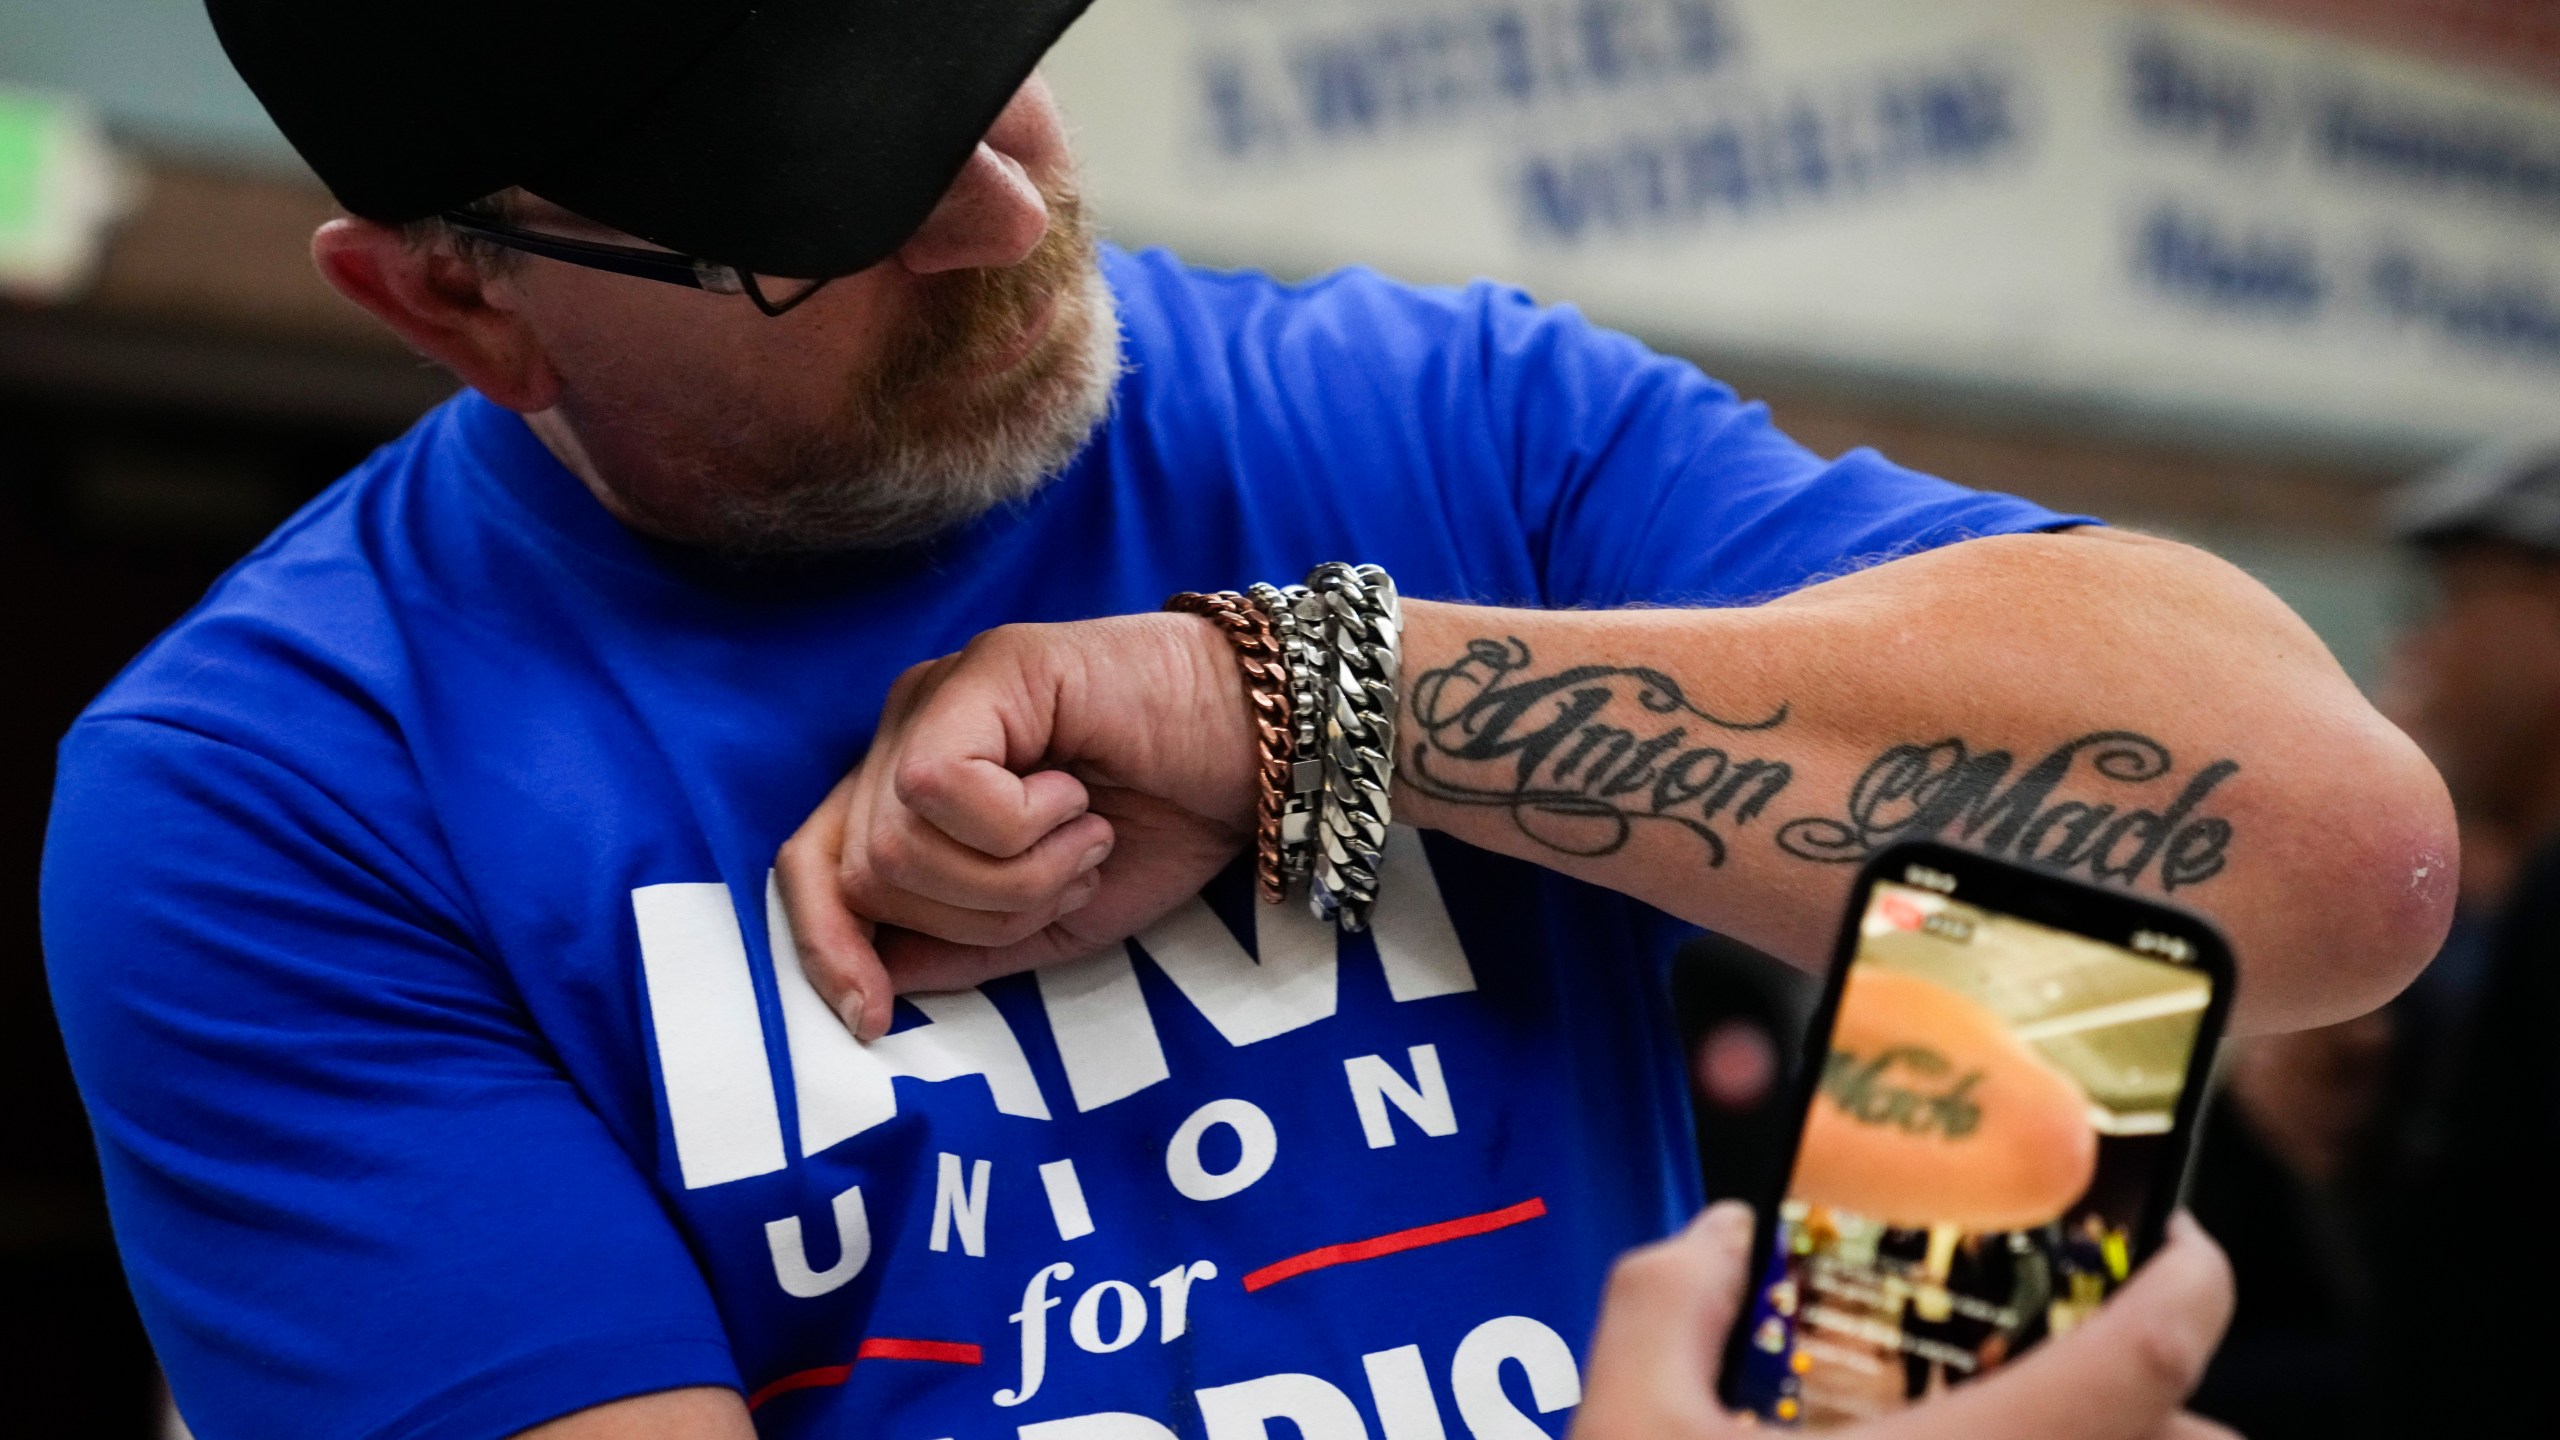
[1723, 854, 2225, 1427]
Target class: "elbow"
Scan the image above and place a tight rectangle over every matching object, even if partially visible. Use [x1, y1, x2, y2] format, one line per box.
[2344, 724, 2460, 1018]
[2237, 717, 2458, 1034]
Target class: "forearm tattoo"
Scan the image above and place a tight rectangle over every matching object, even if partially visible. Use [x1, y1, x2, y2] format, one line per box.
[1822, 1046, 1982, 1140]
[1406, 638, 2240, 892]
[1403, 638, 1793, 865]
[1777, 733, 2238, 891]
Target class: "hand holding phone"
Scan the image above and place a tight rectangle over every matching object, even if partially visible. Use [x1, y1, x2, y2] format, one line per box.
[1713, 843, 2235, 1427]
[1570, 1200, 2236, 1440]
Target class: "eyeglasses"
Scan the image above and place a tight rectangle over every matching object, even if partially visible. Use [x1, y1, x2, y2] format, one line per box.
[436, 211, 835, 317]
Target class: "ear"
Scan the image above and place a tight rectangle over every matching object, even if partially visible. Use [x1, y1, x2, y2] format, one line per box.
[311, 218, 563, 413]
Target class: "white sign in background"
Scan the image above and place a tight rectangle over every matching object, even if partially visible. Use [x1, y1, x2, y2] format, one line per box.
[1045, 0, 2560, 449]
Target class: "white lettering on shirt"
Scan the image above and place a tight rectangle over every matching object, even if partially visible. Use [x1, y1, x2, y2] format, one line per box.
[1198, 1372, 1373, 1440]
[634, 883, 788, 1189]
[1148, 1259, 1218, 1342]
[1165, 1098, 1279, 1201]
[768, 873, 897, 1156]
[1344, 1044, 1460, 1149]
[1037, 945, 1171, 1112]
[1361, 1345, 1451, 1440]
[763, 1182, 871, 1299]
[1040, 1157, 1097, 1242]
[932, 1153, 992, 1257]
[873, 988, 1053, 1121]
[1070, 1278, 1148, 1354]
[1451, 1315, 1582, 1440]
[997, 1261, 1075, 1407]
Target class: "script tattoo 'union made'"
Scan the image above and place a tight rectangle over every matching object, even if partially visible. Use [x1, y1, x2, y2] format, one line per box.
[1404, 637, 1795, 865]
[1777, 732, 2239, 892]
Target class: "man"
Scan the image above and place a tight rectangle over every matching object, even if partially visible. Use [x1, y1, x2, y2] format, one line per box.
[41, 3, 2445, 1438]
[2354, 440, 2560, 1430]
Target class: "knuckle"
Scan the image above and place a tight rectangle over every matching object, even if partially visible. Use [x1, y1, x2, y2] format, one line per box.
[958, 628, 1010, 664]
[986, 911, 1050, 947]
[864, 828, 922, 889]
[775, 832, 815, 872]
[974, 877, 1042, 914]
[892, 754, 954, 811]
[1603, 1243, 1679, 1303]
[879, 672, 926, 717]
[965, 622, 1061, 676]
[993, 817, 1049, 858]
[976, 621, 1042, 652]
[2124, 1310, 2212, 1399]
[992, 862, 1066, 910]
[836, 855, 893, 909]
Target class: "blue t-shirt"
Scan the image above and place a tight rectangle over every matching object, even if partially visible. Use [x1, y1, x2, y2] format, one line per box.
[43, 247, 2077, 1440]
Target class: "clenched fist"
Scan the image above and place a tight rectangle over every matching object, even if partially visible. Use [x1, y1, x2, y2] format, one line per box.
[777, 613, 1258, 1040]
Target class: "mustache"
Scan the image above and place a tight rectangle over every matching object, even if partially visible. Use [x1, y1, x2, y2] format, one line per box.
[695, 176, 1119, 556]
[855, 181, 1096, 420]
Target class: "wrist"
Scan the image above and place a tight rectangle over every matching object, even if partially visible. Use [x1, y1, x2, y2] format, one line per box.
[1385, 598, 1457, 825]
[1157, 565, 1404, 927]
[1158, 609, 1267, 824]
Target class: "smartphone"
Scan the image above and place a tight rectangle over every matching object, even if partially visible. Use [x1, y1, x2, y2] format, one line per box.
[1714, 842, 2233, 1428]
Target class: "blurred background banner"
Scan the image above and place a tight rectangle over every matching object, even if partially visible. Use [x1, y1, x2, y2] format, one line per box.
[1046, 0, 2560, 452]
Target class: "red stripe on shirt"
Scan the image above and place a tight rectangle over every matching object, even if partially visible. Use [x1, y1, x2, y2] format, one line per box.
[745, 1338, 982, 1411]
[1241, 1196, 1550, 1292]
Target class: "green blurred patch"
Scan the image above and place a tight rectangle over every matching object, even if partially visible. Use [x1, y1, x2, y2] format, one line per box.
[0, 92, 57, 235]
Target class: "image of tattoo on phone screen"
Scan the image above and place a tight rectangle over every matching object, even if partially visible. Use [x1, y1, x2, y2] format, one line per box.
[1716, 842, 2233, 1428]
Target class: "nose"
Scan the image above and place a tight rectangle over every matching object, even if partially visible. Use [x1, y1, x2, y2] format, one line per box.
[895, 139, 1049, 276]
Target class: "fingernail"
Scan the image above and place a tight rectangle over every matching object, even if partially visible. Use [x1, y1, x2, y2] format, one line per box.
[1076, 842, 1111, 874]
[1061, 875, 1102, 914]
[836, 990, 867, 1037]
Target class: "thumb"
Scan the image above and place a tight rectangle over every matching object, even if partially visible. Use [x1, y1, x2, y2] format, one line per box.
[1879, 1214, 2234, 1440]
[1572, 1202, 1756, 1439]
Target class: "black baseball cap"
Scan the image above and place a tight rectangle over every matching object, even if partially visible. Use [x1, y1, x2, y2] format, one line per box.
[207, 0, 1095, 278]
[2391, 438, 2560, 556]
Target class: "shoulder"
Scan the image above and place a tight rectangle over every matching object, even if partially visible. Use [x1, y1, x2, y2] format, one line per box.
[1096, 245, 1709, 481]
[79, 402, 471, 747]
[1102, 243, 1655, 384]
[61, 402, 488, 841]
[1103, 243, 1485, 331]
[46, 410, 491, 1008]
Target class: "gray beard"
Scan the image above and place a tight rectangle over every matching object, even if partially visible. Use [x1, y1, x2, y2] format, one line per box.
[701, 262, 1125, 556]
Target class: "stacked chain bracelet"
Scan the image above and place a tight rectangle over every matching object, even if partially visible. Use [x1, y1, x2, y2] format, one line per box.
[1163, 589, 1295, 905]
[1168, 563, 1403, 929]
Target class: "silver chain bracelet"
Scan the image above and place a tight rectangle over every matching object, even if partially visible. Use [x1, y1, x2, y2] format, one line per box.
[1249, 581, 1322, 894]
[1304, 562, 1401, 931]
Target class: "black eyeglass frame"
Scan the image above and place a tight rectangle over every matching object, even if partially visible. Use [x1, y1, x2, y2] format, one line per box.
[436, 212, 834, 317]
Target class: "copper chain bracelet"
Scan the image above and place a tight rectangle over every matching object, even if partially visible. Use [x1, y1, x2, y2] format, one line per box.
[1165, 590, 1296, 905]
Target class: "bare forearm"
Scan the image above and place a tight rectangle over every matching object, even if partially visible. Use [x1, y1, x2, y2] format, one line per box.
[513, 1387, 753, 1439]
[1391, 531, 2455, 1032]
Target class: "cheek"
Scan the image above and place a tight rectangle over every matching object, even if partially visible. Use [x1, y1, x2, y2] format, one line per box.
[730, 277, 918, 416]
[526, 276, 765, 395]
[726, 326, 877, 422]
